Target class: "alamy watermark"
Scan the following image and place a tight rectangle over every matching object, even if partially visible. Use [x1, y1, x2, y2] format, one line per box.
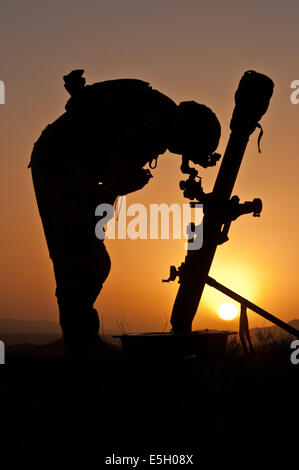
[290, 340, 299, 365]
[0, 340, 5, 364]
[95, 196, 204, 250]
[0, 81, 5, 104]
[290, 80, 299, 104]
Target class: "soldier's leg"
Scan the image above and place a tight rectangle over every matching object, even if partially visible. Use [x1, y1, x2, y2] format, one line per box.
[56, 288, 100, 348]
[30, 148, 113, 350]
[53, 242, 111, 348]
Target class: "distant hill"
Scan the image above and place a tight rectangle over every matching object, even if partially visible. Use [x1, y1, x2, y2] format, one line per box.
[0, 318, 60, 334]
[250, 319, 299, 340]
[288, 319, 299, 330]
[6, 339, 65, 357]
[0, 317, 120, 347]
[0, 317, 118, 335]
[0, 318, 61, 345]
[0, 333, 61, 346]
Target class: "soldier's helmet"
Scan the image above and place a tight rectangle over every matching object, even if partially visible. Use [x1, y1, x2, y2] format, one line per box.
[177, 101, 221, 168]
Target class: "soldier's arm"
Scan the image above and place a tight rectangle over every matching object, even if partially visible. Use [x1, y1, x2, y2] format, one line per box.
[101, 161, 153, 196]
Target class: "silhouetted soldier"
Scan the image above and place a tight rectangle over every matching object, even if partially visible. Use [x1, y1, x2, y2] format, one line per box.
[29, 69, 221, 357]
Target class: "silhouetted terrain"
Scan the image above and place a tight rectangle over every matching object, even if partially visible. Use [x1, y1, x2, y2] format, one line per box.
[0, 318, 60, 333]
[0, 318, 60, 345]
[0, 318, 120, 345]
[2, 318, 298, 353]
[1, 329, 299, 466]
[254, 318, 299, 337]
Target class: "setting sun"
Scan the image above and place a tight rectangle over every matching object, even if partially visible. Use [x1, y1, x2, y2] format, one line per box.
[217, 302, 239, 321]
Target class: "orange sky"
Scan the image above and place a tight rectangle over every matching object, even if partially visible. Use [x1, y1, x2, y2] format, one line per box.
[0, 1, 298, 333]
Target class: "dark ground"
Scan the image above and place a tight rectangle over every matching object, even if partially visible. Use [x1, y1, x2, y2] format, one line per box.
[1, 337, 298, 467]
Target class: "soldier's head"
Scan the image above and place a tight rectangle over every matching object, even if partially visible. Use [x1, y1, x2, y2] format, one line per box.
[169, 101, 221, 168]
